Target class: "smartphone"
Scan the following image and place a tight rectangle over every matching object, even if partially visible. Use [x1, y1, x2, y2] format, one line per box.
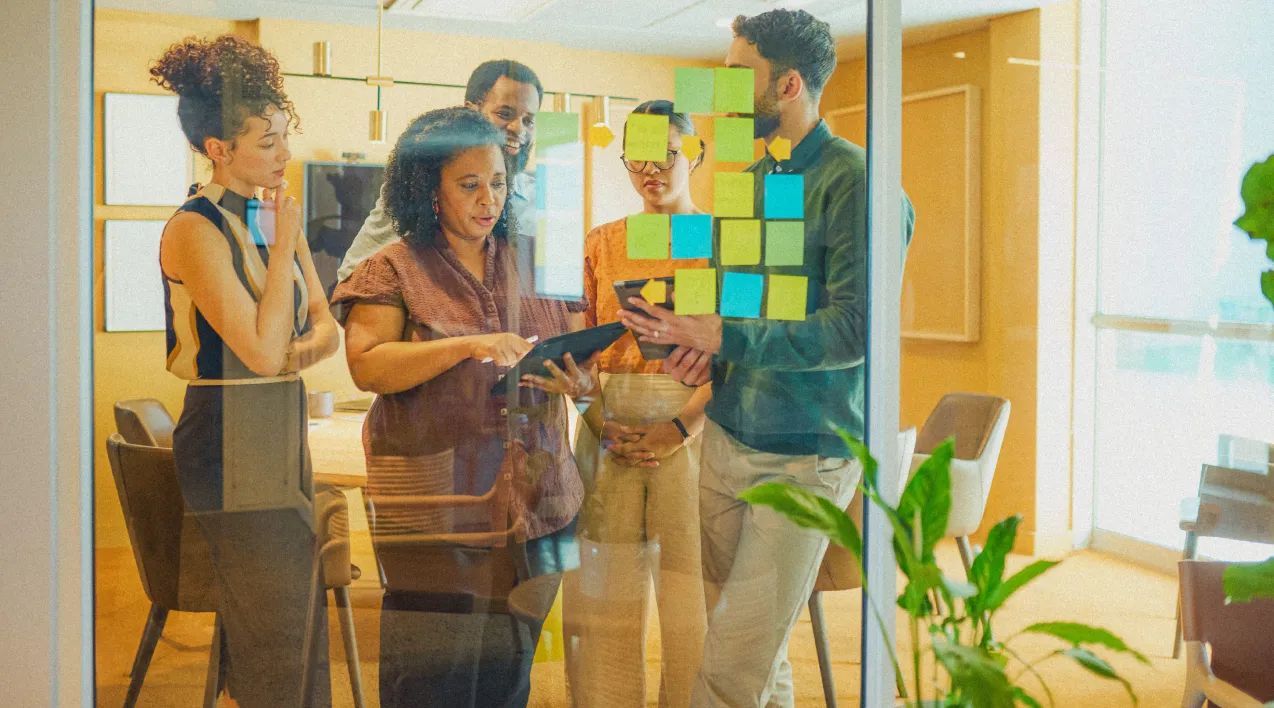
[613, 277, 676, 360]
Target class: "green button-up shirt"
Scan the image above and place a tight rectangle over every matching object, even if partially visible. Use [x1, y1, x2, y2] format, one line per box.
[706, 119, 915, 457]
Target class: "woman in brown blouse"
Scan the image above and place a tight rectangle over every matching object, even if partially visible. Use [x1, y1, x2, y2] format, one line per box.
[332, 107, 589, 708]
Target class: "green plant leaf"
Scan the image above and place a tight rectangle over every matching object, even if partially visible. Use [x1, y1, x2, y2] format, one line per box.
[1062, 648, 1137, 705]
[1013, 686, 1043, 708]
[898, 438, 954, 560]
[932, 635, 1017, 708]
[984, 560, 1059, 612]
[1262, 270, 1274, 310]
[834, 425, 878, 490]
[1223, 556, 1274, 604]
[899, 562, 945, 615]
[969, 515, 1022, 614]
[1023, 622, 1149, 664]
[1235, 154, 1274, 242]
[738, 483, 863, 556]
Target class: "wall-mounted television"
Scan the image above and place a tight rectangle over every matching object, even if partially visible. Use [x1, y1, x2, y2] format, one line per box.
[303, 161, 386, 300]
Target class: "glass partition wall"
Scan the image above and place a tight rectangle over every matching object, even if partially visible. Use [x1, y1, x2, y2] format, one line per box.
[90, 1, 926, 706]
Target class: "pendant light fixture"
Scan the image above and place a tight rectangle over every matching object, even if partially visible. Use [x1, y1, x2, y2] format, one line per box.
[368, 0, 392, 143]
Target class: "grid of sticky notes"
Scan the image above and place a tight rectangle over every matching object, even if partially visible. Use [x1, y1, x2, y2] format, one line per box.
[621, 67, 809, 321]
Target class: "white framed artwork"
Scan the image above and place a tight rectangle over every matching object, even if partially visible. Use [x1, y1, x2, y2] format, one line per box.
[104, 93, 192, 206]
[104, 220, 166, 332]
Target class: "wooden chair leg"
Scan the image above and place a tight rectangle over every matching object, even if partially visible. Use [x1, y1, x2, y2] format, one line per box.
[1173, 531, 1199, 659]
[334, 586, 366, 708]
[124, 604, 168, 708]
[808, 592, 838, 708]
[203, 614, 223, 708]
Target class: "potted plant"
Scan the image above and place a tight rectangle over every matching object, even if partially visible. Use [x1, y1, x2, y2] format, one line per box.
[741, 432, 1146, 707]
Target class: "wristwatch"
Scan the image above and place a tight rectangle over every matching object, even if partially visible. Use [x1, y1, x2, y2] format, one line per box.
[671, 417, 691, 440]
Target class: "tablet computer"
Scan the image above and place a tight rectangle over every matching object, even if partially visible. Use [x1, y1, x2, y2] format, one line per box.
[613, 277, 675, 360]
[490, 321, 628, 395]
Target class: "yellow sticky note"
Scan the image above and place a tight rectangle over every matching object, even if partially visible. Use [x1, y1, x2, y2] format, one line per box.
[681, 135, 703, 163]
[640, 278, 667, 304]
[714, 67, 754, 113]
[714, 172, 754, 218]
[535, 218, 547, 266]
[768, 136, 792, 161]
[624, 113, 669, 162]
[588, 123, 615, 149]
[714, 117, 756, 163]
[767, 274, 808, 321]
[720, 219, 761, 266]
[675, 268, 717, 315]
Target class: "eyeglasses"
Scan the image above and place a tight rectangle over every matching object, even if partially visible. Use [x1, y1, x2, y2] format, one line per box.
[621, 149, 681, 173]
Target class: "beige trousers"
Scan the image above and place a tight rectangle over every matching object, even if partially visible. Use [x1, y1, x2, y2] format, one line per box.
[691, 421, 861, 708]
[564, 374, 707, 708]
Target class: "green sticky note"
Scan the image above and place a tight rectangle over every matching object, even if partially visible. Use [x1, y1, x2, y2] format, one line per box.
[537, 112, 580, 150]
[714, 172, 754, 218]
[675, 67, 715, 114]
[715, 67, 754, 113]
[767, 274, 808, 321]
[675, 268, 717, 315]
[624, 113, 670, 162]
[626, 213, 670, 260]
[720, 219, 761, 266]
[765, 221, 805, 266]
[714, 117, 755, 163]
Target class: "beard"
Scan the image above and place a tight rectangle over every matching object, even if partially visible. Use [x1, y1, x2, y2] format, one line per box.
[510, 142, 531, 175]
[752, 82, 781, 139]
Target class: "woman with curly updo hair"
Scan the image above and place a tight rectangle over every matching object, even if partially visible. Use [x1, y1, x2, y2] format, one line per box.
[152, 34, 338, 707]
[332, 106, 591, 707]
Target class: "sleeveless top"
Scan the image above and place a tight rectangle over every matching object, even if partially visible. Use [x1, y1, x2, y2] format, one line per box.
[163, 183, 311, 380]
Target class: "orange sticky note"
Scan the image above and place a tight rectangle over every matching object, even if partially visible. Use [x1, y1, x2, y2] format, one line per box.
[640, 278, 667, 304]
[768, 137, 792, 161]
[588, 123, 615, 149]
[682, 135, 703, 163]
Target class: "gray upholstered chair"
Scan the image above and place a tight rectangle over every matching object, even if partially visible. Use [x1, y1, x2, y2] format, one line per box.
[1178, 560, 1274, 707]
[110, 400, 366, 708]
[1172, 440, 1274, 659]
[906, 393, 1011, 575]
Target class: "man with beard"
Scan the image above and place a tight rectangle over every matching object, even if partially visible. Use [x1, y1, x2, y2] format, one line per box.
[617, 9, 914, 707]
[337, 59, 542, 283]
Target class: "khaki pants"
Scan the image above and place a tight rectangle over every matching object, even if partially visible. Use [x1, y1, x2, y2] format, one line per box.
[691, 421, 861, 708]
[564, 374, 707, 708]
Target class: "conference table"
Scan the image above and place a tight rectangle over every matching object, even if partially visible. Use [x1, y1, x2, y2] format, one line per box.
[306, 412, 380, 591]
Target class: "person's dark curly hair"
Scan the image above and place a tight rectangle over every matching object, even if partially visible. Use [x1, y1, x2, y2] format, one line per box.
[149, 34, 299, 156]
[733, 9, 837, 99]
[384, 107, 512, 248]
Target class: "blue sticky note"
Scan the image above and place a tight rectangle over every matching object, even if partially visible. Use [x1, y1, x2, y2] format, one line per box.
[720, 272, 764, 319]
[535, 164, 548, 210]
[764, 174, 804, 219]
[671, 214, 712, 260]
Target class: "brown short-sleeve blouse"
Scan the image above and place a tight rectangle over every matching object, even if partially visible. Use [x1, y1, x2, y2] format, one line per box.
[332, 236, 584, 540]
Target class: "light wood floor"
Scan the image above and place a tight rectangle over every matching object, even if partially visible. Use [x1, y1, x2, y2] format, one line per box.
[95, 541, 1187, 707]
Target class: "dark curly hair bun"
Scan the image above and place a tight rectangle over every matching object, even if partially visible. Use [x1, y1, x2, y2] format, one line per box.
[149, 34, 297, 155]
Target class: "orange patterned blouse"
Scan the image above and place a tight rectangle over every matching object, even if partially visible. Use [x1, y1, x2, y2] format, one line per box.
[583, 216, 709, 374]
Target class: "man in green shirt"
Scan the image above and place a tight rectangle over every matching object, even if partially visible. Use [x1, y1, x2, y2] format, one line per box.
[619, 9, 914, 707]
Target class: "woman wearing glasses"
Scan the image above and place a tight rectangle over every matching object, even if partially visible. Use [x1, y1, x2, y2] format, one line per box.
[561, 100, 711, 708]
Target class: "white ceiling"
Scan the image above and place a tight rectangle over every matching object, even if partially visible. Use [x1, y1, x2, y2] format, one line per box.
[99, 0, 1055, 59]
